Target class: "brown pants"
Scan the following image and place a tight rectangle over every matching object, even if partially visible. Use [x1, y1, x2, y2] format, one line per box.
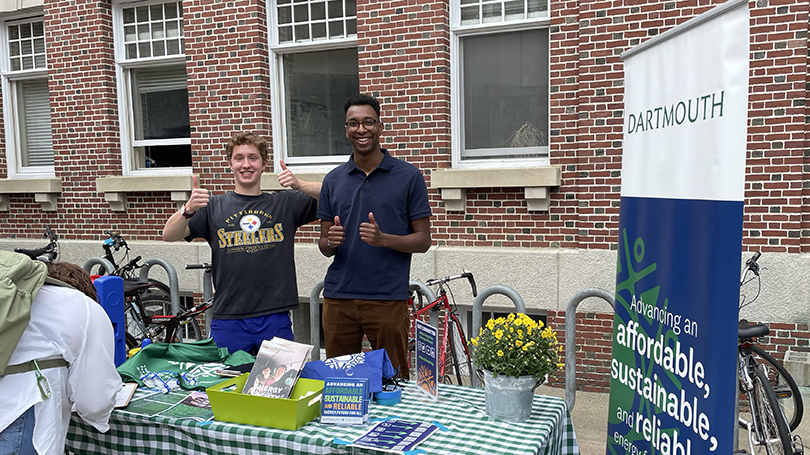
[322, 298, 410, 379]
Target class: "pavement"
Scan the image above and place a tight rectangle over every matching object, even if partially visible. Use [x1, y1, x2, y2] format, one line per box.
[535, 385, 810, 455]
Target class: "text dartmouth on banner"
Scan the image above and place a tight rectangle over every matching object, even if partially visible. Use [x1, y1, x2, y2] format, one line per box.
[606, 1, 749, 454]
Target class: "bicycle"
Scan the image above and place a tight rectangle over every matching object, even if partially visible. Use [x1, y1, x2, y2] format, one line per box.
[408, 272, 477, 386]
[14, 224, 59, 262]
[738, 252, 803, 454]
[91, 231, 202, 347]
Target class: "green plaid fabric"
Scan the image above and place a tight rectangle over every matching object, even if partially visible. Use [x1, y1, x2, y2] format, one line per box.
[66, 382, 579, 455]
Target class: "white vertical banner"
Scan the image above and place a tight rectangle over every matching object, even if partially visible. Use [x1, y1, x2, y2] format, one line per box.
[606, 1, 749, 454]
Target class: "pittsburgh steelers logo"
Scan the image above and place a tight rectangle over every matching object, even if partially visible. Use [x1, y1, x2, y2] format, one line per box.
[239, 214, 261, 232]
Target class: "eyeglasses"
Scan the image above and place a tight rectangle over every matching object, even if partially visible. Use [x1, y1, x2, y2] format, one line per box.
[345, 119, 378, 131]
[140, 370, 198, 394]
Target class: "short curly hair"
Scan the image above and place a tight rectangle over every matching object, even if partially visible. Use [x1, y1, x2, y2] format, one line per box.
[225, 132, 269, 163]
[46, 262, 98, 302]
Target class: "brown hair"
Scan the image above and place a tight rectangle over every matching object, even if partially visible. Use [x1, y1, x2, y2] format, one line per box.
[46, 262, 98, 302]
[225, 132, 268, 163]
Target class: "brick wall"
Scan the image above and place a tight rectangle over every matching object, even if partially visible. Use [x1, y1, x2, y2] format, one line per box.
[0, 0, 805, 250]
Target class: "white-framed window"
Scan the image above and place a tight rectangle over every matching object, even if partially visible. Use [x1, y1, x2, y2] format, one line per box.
[0, 15, 54, 178]
[268, 0, 360, 171]
[113, 0, 190, 174]
[451, 0, 550, 169]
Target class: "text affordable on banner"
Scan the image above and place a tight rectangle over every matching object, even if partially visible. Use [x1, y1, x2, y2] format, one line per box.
[606, 1, 749, 454]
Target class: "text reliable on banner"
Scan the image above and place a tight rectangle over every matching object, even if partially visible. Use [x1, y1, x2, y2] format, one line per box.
[606, 1, 749, 454]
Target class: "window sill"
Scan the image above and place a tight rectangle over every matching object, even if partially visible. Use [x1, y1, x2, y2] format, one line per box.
[97, 175, 195, 212]
[0, 178, 62, 211]
[430, 167, 561, 212]
[97, 173, 330, 211]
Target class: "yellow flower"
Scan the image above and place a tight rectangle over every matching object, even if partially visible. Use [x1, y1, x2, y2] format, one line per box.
[497, 350, 504, 357]
[514, 318, 523, 326]
[522, 345, 529, 351]
[471, 337, 478, 346]
[507, 313, 516, 322]
[515, 340, 523, 347]
[495, 329, 503, 340]
[486, 319, 495, 330]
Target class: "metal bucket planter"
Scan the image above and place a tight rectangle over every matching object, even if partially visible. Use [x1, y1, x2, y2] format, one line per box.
[480, 369, 543, 422]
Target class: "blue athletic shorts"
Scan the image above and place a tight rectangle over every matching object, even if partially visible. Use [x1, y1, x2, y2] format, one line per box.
[210, 312, 294, 355]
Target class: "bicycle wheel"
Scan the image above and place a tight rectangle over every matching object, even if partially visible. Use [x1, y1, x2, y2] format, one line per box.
[751, 345, 803, 431]
[140, 295, 203, 343]
[446, 313, 473, 386]
[752, 366, 793, 455]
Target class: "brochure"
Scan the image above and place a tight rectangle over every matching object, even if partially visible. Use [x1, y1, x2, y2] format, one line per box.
[321, 377, 369, 425]
[242, 337, 313, 399]
[348, 419, 438, 454]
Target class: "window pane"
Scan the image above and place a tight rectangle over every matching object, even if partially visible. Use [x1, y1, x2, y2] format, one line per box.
[312, 2, 326, 20]
[152, 41, 165, 57]
[150, 4, 164, 20]
[164, 3, 178, 19]
[136, 6, 149, 22]
[32, 22, 43, 37]
[283, 48, 358, 158]
[152, 23, 165, 39]
[20, 23, 31, 39]
[8, 24, 18, 40]
[123, 7, 136, 24]
[166, 21, 179, 38]
[527, 0, 547, 17]
[312, 22, 326, 40]
[460, 6, 479, 25]
[328, 21, 343, 38]
[16, 79, 53, 167]
[504, 0, 524, 20]
[131, 65, 190, 141]
[35, 55, 45, 68]
[34, 38, 45, 54]
[278, 6, 292, 24]
[346, 19, 356, 36]
[166, 39, 180, 54]
[279, 26, 293, 42]
[10, 41, 19, 56]
[22, 56, 33, 70]
[327, 0, 342, 18]
[294, 24, 309, 41]
[482, 4, 501, 23]
[462, 29, 549, 156]
[134, 144, 191, 168]
[294, 4, 308, 22]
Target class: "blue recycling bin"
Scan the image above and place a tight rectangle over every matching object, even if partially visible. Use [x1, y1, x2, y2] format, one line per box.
[93, 275, 126, 367]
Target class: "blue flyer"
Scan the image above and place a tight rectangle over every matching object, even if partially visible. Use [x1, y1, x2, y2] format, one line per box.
[349, 419, 438, 454]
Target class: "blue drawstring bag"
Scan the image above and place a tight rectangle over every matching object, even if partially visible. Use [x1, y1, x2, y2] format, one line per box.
[299, 349, 396, 394]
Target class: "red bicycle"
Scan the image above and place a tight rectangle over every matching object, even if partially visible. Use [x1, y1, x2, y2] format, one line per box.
[408, 272, 477, 386]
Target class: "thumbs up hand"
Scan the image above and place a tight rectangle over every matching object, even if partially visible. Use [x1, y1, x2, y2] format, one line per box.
[359, 212, 383, 246]
[277, 160, 300, 190]
[185, 175, 210, 214]
[327, 216, 345, 248]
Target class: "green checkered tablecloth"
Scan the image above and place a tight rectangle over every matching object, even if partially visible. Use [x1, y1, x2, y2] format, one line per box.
[67, 382, 579, 455]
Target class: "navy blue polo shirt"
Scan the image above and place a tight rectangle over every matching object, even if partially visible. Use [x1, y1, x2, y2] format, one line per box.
[318, 149, 432, 300]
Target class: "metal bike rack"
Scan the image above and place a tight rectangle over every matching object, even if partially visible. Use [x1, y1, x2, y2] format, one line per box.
[307, 279, 436, 361]
[309, 279, 325, 360]
[139, 258, 181, 316]
[564, 288, 615, 410]
[82, 257, 116, 276]
[82, 256, 182, 316]
[470, 285, 526, 387]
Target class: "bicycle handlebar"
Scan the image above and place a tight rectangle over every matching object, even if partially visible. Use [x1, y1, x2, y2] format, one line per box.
[745, 252, 761, 277]
[425, 271, 478, 297]
[185, 263, 212, 270]
[14, 224, 58, 261]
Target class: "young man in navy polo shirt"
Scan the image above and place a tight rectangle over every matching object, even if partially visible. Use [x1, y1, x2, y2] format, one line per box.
[317, 94, 432, 379]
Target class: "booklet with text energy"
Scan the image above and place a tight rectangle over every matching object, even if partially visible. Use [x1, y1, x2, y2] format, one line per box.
[242, 337, 313, 399]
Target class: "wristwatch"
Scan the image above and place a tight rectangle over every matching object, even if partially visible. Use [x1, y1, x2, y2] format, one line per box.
[181, 205, 195, 219]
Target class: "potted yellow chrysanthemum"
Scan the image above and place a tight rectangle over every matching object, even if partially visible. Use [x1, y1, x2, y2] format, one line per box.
[470, 313, 563, 422]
